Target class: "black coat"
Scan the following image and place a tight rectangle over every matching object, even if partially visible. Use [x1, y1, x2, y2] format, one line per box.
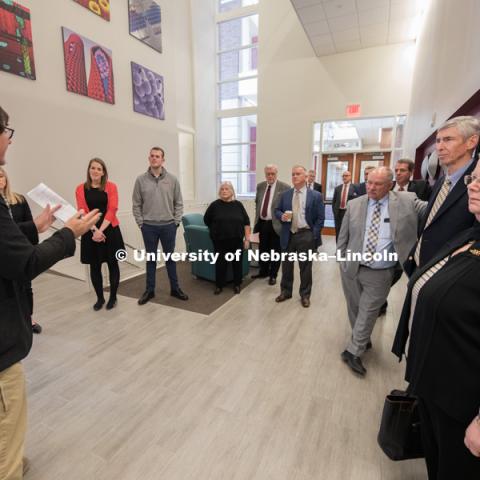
[0, 197, 75, 372]
[332, 183, 357, 219]
[404, 159, 478, 275]
[391, 180, 432, 201]
[392, 225, 480, 423]
[11, 196, 38, 245]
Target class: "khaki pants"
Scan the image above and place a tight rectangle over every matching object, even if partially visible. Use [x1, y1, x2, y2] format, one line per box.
[0, 363, 27, 480]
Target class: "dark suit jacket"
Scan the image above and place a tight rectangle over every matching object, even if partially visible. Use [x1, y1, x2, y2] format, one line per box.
[275, 188, 325, 250]
[392, 180, 432, 201]
[0, 197, 75, 372]
[404, 159, 478, 275]
[332, 183, 357, 220]
[353, 182, 366, 196]
[11, 196, 38, 245]
[307, 182, 322, 193]
[393, 225, 480, 423]
[254, 180, 290, 236]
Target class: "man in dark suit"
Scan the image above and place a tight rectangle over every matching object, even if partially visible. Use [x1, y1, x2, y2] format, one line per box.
[353, 165, 375, 196]
[405, 115, 480, 276]
[307, 169, 322, 193]
[0, 106, 99, 478]
[332, 170, 356, 240]
[392, 158, 432, 201]
[274, 165, 325, 308]
[252, 164, 290, 285]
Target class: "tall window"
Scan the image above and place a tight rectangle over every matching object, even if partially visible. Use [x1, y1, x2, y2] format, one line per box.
[217, 0, 259, 197]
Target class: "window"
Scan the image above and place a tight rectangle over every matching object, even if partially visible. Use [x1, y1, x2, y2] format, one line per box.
[218, 115, 257, 196]
[217, 2, 259, 197]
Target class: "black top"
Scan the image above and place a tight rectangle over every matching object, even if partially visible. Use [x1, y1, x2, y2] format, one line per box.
[10, 196, 38, 245]
[80, 186, 124, 264]
[393, 225, 480, 423]
[204, 199, 250, 241]
[0, 196, 75, 372]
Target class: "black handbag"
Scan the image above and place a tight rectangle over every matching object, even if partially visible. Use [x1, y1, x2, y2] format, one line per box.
[377, 389, 424, 461]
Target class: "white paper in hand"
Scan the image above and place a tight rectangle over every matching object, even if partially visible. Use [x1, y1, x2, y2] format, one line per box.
[27, 183, 77, 223]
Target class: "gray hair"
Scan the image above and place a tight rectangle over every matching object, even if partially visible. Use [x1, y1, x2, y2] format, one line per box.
[369, 166, 394, 183]
[264, 164, 278, 173]
[438, 115, 480, 141]
[307, 169, 316, 175]
[396, 158, 415, 172]
[218, 181, 236, 200]
[292, 165, 307, 172]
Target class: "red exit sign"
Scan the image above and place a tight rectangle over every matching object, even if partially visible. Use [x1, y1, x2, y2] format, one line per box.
[346, 104, 361, 117]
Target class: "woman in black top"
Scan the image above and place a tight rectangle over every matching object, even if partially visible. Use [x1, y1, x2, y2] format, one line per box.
[204, 181, 251, 294]
[392, 162, 480, 479]
[75, 158, 125, 311]
[0, 167, 42, 333]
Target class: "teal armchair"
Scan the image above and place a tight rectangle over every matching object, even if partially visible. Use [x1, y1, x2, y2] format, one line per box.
[182, 213, 249, 282]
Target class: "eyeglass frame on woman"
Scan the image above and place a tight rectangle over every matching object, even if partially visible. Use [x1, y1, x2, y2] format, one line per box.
[464, 174, 480, 185]
[1, 126, 14, 140]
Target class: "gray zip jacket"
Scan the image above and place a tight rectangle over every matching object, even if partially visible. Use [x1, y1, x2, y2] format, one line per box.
[132, 167, 183, 226]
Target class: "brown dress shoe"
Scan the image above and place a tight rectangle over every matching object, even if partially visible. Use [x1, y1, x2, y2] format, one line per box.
[301, 297, 310, 308]
[275, 292, 292, 302]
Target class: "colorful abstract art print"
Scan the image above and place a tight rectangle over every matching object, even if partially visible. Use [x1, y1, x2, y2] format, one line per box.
[73, 0, 110, 21]
[62, 27, 115, 104]
[0, 1, 35, 80]
[128, 0, 162, 54]
[131, 62, 164, 120]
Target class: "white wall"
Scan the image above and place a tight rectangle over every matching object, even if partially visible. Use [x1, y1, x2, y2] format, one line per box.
[257, 0, 414, 181]
[1, 0, 197, 249]
[403, 0, 480, 156]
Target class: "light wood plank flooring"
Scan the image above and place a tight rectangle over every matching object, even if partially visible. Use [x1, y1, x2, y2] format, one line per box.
[24, 237, 427, 479]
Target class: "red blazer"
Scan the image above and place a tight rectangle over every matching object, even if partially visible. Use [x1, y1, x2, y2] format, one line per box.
[75, 181, 120, 227]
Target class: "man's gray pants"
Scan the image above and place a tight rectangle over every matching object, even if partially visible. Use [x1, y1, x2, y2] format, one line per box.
[340, 265, 395, 357]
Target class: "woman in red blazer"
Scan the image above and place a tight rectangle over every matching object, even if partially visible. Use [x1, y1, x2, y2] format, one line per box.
[75, 158, 124, 310]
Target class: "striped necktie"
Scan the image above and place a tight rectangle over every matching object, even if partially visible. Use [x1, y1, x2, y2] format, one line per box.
[414, 178, 452, 265]
[291, 190, 301, 233]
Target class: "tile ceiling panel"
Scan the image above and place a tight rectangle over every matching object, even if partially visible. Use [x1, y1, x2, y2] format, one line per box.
[358, 7, 389, 26]
[297, 4, 326, 23]
[292, 0, 321, 8]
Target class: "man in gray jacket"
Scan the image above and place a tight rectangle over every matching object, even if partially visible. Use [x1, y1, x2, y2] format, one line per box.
[133, 147, 188, 304]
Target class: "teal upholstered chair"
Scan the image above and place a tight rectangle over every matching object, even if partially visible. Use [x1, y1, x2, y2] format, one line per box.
[182, 213, 249, 282]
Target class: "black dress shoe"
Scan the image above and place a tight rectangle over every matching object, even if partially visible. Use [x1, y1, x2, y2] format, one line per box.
[341, 350, 367, 376]
[93, 298, 105, 311]
[268, 277, 276, 286]
[138, 290, 154, 305]
[32, 322, 42, 334]
[106, 298, 117, 310]
[214, 287, 223, 295]
[171, 288, 188, 301]
[233, 285, 241, 294]
[251, 273, 268, 279]
[275, 292, 292, 302]
[378, 301, 388, 317]
[301, 297, 310, 308]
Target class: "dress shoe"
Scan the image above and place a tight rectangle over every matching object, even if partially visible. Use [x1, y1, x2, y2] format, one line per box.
[301, 297, 310, 308]
[378, 301, 388, 317]
[341, 350, 367, 376]
[275, 292, 292, 302]
[268, 277, 276, 286]
[93, 298, 105, 311]
[138, 290, 155, 305]
[32, 322, 42, 334]
[251, 273, 268, 279]
[106, 298, 117, 310]
[233, 285, 241, 294]
[214, 287, 223, 295]
[171, 288, 189, 301]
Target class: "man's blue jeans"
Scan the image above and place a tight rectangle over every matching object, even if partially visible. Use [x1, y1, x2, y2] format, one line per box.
[141, 223, 179, 292]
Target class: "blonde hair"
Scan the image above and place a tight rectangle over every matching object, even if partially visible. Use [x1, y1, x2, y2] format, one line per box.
[0, 167, 23, 205]
[218, 181, 236, 201]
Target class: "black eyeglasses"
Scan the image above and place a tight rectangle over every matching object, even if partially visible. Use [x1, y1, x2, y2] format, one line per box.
[1, 127, 14, 140]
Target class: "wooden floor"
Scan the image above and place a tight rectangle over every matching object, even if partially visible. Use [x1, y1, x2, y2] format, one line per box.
[24, 237, 427, 480]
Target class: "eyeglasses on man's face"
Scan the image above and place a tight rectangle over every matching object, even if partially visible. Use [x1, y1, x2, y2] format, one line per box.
[464, 174, 480, 185]
[1, 127, 14, 140]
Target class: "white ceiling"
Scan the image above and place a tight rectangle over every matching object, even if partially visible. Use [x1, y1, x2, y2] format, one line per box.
[290, 0, 429, 56]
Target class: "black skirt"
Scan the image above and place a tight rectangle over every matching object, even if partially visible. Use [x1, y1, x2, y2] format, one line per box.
[80, 224, 125, 264]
